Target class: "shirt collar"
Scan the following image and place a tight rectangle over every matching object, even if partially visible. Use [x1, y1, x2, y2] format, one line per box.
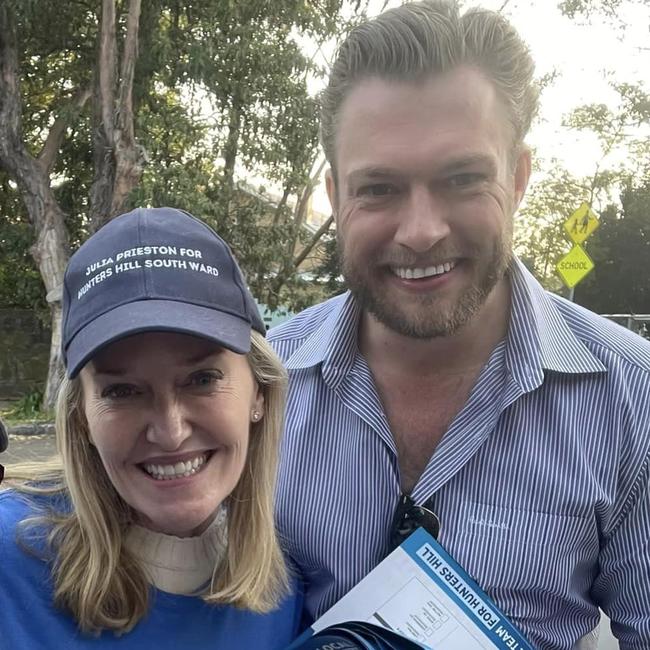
[284, 259, 607, 387]
[506, 258, 606, 391]
[284, 292, 360, 388]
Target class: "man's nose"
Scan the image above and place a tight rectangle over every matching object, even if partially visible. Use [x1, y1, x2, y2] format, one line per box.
[145, 397, 191, 450]
[393, 187, 450, 253]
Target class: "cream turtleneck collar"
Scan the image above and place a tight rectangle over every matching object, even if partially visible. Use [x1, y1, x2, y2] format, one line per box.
[125, 509, 227, 596]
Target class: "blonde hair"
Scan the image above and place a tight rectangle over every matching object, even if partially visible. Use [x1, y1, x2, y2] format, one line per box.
[320, 0, 538, 175]
[6, 330, 288, 635]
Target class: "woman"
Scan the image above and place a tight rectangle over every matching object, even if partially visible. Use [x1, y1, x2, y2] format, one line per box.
[0, 207, 301, 648]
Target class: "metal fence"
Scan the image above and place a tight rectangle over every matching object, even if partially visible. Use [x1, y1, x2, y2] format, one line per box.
[600, 314, 650, 339]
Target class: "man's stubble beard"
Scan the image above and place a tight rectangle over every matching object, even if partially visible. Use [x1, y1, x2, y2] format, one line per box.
[338, 223, 513, 340]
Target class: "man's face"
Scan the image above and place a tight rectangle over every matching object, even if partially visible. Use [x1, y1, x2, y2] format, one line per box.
[327, 67, 530, 338]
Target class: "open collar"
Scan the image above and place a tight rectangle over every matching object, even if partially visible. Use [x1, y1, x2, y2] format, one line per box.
[506, 259, 606, 392]
[284, 259, 607, 392]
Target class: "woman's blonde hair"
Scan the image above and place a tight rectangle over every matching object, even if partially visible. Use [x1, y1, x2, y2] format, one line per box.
[6, 330, 288, 635]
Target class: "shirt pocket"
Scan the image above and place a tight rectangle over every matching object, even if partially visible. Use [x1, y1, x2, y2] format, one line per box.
[446, 501, 598, 601]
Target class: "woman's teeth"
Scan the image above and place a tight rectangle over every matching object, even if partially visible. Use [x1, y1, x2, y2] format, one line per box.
[142, 454, 207, 480]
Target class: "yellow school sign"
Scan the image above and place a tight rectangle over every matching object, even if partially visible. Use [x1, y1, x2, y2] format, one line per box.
[556, 203, 600, 290]
[563, 203, 599, 245]
[556, 245, 595, 289]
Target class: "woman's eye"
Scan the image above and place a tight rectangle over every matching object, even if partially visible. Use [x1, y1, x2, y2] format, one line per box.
[101, 384, 138, 399]
[188, 370, 224, 388]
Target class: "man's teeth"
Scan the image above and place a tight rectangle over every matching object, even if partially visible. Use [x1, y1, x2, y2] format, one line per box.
[143, 454, 207, 480]
[394, 262, 454, 280]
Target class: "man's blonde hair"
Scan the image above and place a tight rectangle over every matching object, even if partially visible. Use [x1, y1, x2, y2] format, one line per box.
[7, 330, 288, 635]
[320, 0, 538, 175]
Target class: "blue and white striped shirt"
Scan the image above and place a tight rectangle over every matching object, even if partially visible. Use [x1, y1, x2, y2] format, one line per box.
[269, 259, 650, 650]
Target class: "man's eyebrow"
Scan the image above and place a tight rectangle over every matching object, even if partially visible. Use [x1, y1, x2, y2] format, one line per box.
[439, 154, 497, 174]
[346, 156, 497, 185]
[346, 167, 402, 184]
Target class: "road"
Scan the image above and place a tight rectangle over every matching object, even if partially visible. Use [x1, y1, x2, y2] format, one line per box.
[0, 432, 619, 649]
[2, 432, 57, 464]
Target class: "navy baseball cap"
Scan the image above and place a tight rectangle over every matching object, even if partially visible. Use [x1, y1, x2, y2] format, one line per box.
[62, 207, 265, 378]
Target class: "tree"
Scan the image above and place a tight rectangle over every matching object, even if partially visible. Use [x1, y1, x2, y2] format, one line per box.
[0, 174, 46, 313]
[515, 162, 589, 292]
[0, 0, 353, 408]
[0, 0, 144, 408]
[574, 181, 650, 312]
[130, 1, 344, 312]
[516, 79, 650, 294]
[559, 0, 643, 18]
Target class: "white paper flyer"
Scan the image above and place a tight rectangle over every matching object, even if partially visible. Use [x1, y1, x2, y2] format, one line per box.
[295, 527, 534, 650]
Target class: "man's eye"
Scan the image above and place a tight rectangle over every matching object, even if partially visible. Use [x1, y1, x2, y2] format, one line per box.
[102, 384, 138, 399]
[447, 173, 484, 188]
[188, 370, 224, 388]
[357, 183, 398, 198]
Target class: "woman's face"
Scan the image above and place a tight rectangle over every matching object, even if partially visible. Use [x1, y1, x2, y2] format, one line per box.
[79, 331, 263, 537]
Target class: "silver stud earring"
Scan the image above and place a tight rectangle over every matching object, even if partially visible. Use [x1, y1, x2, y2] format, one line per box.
[252, 411, 261, 422]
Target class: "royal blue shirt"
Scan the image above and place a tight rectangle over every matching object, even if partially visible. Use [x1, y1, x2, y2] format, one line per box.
[269, 259, 650, 650]
[0, 490, 302, 649]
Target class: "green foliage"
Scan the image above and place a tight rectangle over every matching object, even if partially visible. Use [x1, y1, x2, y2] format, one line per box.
[575, 181, 650, 312]
[1, 388, 48, 423]
[515, 164, 589, 292]
[558, 0, 649, 21]
[562, 82, 650, 189]
[1, 0, 354, 315]
[308, 236, 346, 299]
[519, 78, 650, 297]
[0, 174, 47, 312]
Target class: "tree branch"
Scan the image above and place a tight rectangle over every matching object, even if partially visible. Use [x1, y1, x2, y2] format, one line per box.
[272, 186, 291, 226]
[0, 2, 24, 171]
[90, 0, 145, 228]
[293, 157, 327, 227]
[98, 0, 117, 142]
[293, 214, 334, 269]
[116, 0, 142, 142]
[38, 87, 92, 174]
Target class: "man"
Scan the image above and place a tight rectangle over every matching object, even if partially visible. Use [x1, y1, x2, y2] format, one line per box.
[269, 2, 650, 648]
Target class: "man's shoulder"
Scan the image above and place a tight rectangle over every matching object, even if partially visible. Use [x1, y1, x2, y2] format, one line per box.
[267, 293, 348, 359]
[548, 293, 650, 374]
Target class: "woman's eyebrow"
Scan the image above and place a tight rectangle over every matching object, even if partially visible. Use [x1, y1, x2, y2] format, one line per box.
[185, 349, 225, 365]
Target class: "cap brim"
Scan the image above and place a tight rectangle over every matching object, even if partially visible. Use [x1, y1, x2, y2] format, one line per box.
[65, 300, 252, 378]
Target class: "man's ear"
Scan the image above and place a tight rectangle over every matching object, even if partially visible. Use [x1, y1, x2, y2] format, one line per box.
[513, 146, 532, 210]
[325, 169, 338, 221]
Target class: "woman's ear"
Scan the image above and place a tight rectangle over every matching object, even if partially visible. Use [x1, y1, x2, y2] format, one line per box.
[250, 386, 264, 424]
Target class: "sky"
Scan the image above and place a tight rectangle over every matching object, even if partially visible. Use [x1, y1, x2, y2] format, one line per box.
[309, 0, 650, 214]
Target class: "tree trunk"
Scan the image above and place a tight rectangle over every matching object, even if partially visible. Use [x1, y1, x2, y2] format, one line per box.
[267, 158, 332, 305]
[2, 0, 143, 407]
[0, 160, 71, 409]
[222, 94, 243, 195]
[31, 199, 70, 409]
[0, 3, 72, 409]
[88, 0, 144, 232]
